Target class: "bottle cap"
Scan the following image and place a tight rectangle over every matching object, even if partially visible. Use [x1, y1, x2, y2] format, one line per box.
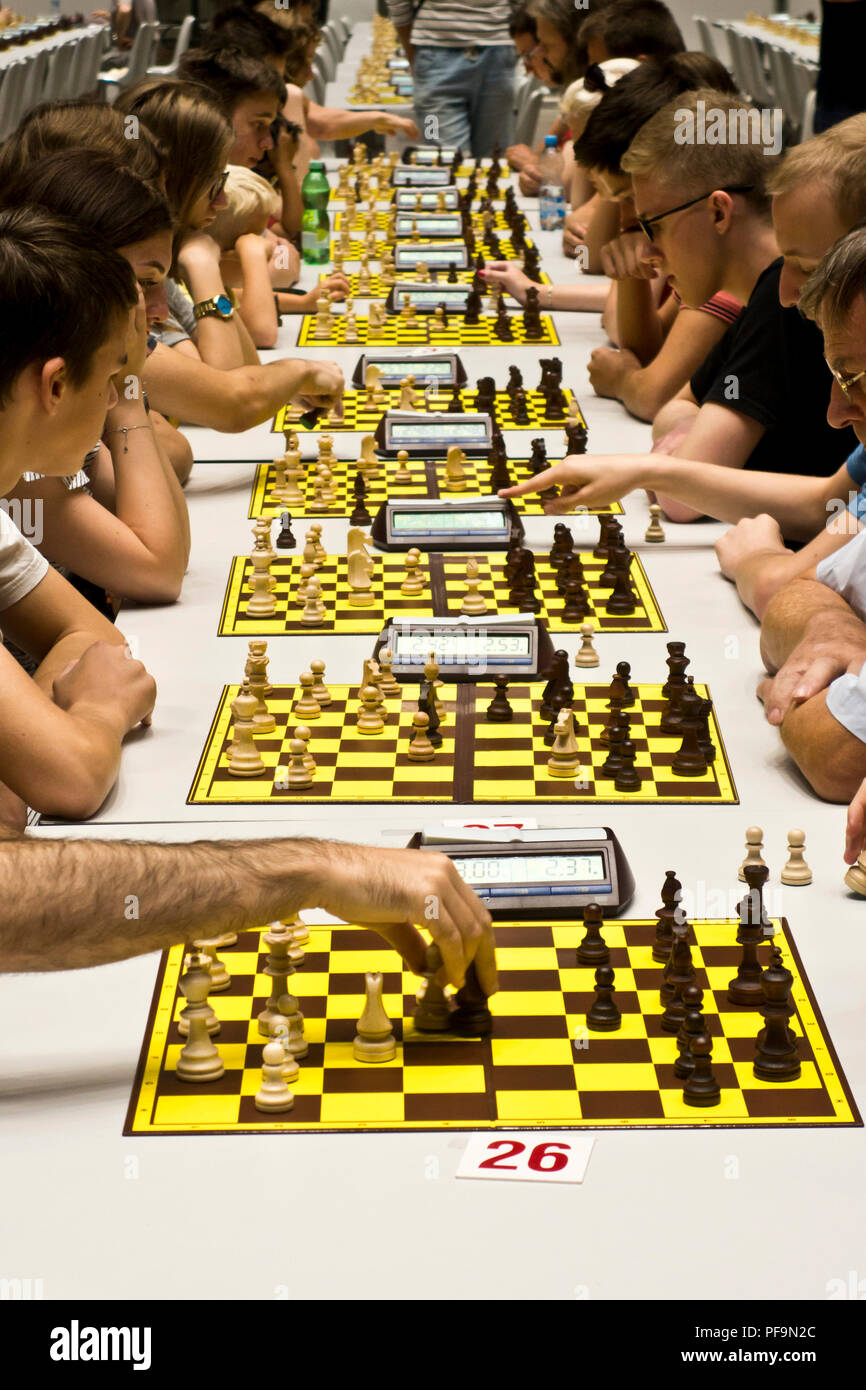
[544, 135, 558, 147]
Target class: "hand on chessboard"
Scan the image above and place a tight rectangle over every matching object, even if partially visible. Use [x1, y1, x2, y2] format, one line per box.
[371, 113, 420, 139]
[500, 454, 639, 513]
[293, 361, 345, 412]
[479, 261, 533, 306]
[309, 844, 496, 995]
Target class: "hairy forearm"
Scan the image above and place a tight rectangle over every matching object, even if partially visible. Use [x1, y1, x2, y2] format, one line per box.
[307, 104, 377, 139]
[778, 693, 866, 803]
[759, 579, 858, 673]
[0, 836, 331, 971]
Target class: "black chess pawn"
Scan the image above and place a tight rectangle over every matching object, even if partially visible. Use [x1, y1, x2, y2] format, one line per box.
[556, 552, 584, 597]
[464, 285, 482, 324]
[485, 675, 513, 723]
[350, 468, 371, 517]
[605, 547, 637, 616]
[417, 680, 442, 748]
[474, 376, 496, 413]
[653, 869, 682, 963]
[522, 285, 544, 339]
[436, 300, 449, 327]
[587, 964, 621, 1032]
[615, 660, 635, 707]
[600, 711, 628, 774]
[275, 510, 296, 549]
[682, 1023, 721, 1107]
[562, 578, 590, 623]
[512, 388, 530, 425]
[576, 902, 609, 965]
[528, 437, 547, 476]
[451, 961, 493, 1036]
[549, 523, 571, 567]
[671, 678, 710, 776]
[613, 735, 641, 793]
[506, 364, 523, 400]
[447, 382, 464, 414]
[728, 862, 771, 1006]
[493, 297, 513, 341]
[673, 983, 705, 1079]
[660, 920, 697, 1031]
[447, 261, 458, 283]
[488, 450, 512, 493]
[753, 944, 801, 1082]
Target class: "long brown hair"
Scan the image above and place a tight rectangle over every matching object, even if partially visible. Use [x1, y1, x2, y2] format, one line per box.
[115, 79, 233, 233]
[0, 100, 167, 187]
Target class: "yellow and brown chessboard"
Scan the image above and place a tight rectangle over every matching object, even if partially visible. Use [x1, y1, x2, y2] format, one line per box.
[248, 456, 623, 521]
[218, 549, 665, 637]
[124, 917, 860, 1134]
[189, 679, 736, 806]
[273, 388, 580, 434]
[296, 312, 559, 348]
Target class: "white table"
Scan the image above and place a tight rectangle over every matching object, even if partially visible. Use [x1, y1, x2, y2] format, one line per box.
[2, 19, 863, 1304]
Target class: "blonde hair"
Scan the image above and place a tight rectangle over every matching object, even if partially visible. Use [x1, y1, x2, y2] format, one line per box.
[209, 165, 281, 250]
[767, 114, 866, 228]
[621, 87, 776, 216]
[560, 58, 641, 129]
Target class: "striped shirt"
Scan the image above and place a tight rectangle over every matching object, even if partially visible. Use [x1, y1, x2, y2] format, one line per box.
[386, 0, 514, 47]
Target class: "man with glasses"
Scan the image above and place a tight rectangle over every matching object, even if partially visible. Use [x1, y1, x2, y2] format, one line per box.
[504, 90, 857, 532]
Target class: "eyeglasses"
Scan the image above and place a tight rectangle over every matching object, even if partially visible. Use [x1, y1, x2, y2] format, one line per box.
[636, 186, 755, 243]
[828, 362, 866, 399]
[208, 169, 229, 202]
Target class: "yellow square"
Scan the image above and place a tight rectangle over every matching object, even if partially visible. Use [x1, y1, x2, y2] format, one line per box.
[320, 1093, 405, 1123]
[490, 1037, 575, 1067]
[496, 1090, 582, 1121]
[493, 989, 565, 1018]
[573, 1062, 658, 1091]
[403, 1065, 485, 1094]
[660, 1088, 748, 1120]
[154, 1093, 241, 1127]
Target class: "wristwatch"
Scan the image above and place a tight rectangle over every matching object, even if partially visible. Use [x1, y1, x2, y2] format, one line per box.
[193, 292, 234, 321]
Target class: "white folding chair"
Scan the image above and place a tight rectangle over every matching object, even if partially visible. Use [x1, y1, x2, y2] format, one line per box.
[42, 38, 77, 103]
[766, 43, 799, 128]
[98, 22, 159, 102]
[316, 37, 337, 84]
[17, 47, 48, 118]
[80, 30, 107, 95]
[320, 23, 341, 68]
[147, 15, 195, 78]
[801, 86, 816, 141]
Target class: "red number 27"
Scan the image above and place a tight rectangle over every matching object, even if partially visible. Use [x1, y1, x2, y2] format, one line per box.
[477, 1140, 571, 1173]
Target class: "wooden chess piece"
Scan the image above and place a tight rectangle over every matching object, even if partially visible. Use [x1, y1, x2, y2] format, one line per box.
[353, 972, 397, 1062]
[780, 829, 812, 885]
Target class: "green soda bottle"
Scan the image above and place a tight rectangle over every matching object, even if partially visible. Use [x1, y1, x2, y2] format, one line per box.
[301, 161, 331, 265]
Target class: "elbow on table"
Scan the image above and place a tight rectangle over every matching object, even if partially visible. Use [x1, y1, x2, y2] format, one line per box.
[622, 375, 669, 424]
[780, 722, 866, 804]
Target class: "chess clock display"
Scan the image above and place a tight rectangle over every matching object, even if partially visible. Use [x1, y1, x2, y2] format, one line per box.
[392, 165, 453, 187]
[386, 281, 472, 314]
[387, 57, 411, 70]
[395, 186, 460, 211]
[374, 614, 553, 680]
[374, 410, 492, 458]
[407, 826, 636, 917]
[393, 241, 469, 271]
[370, 496, 523, 550]
[351, 351, 466, 388]
[394, 212, 464, 238]
[402, 145, 459, 164]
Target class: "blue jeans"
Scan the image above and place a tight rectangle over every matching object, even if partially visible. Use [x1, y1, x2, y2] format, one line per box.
[412, 45, 515, 158]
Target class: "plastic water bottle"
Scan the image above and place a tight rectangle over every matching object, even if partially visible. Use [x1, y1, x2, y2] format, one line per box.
[301, 161, 331, 266]
[538, 136, 566, 232]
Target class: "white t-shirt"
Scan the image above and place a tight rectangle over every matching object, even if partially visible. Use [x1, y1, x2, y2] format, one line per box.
[0, 507, 49, 639]
[816, 529, 866, 741]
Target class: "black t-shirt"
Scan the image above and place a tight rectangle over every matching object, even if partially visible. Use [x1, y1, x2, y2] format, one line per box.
[690, 258, 854, 477]
[817, 0, 866, 114]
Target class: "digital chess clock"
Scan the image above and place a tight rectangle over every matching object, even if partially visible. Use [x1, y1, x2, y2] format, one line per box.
[402, 146, 459, 165]
[387, 57, 411, 69]
[351, 351, 466, 389]
[374, 410, 492, 458]
[392, 165, 453, 188]
[386, 281, 471, 314]
[374, 614, 552, 680]
[394, 213, 464, 239]
[407, 827, 635, 917]
[370, 495, 523, 550]
[393, 241, 469, 272]
[395, 186, 460, 211]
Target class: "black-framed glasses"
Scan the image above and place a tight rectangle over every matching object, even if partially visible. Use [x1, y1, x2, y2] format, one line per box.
[636, 185, 755, 243]
[208, 169, 229, 202]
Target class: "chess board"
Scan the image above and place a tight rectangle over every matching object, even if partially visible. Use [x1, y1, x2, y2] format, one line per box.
[248, 457, 623, 521]
[273, 388, 581, 434]
[344, 268, 550, 296]
[218, 549, 665, 637]
[295, 313, 560, 348]
[124, 916, 860, 1135]
[188, 679, 737, 806]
